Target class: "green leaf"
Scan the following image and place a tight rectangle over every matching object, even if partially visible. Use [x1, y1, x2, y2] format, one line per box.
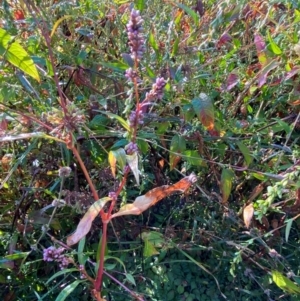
[77, 236, 86, 266]
[134, 0, 146, 11]
[155, 122, 169, 134]
[0, 28, 40, 82]
[236, 141, 253, 166]
[294, 9, 300, 23]
[170, 134, 186, 170]
[221, 169, 234, 203]
[141, 231, 164, 246]
[175, 3, 200, 25]
[3, 252, 29, 260]
[272, 270, 300, 294]
[104, 255, 126, 272]
[143, 239, 159, 257]
[174, 10, 183, 26]
[285, 218, 293, 243]
[55, 280, 84, 301]
[112, 148, 127, 170]
[172, 242, 227, 299]
[146, 66, 156, 78]
[99, 111, 130, 132]
[267, 31, 282, 55]
[99, 60, 128, 71]
[149, 30, 159, 52]
[89, 115, 109, 130]
[171, 37, 180, 57]
[125, 273, 136, 286]
[137, 139, 149, 154]
[182, 104, 195, 122]
[177, 285, 184, 294]
[46, 268, 79, 284]
[183, 150, 205, 166]
[192, 93, 214, 130]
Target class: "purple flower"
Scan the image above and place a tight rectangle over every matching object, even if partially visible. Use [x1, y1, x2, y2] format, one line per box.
[128, 110, 144, 127]
[127, 9, 145, 60]
[108, 191, 117, 200]
[125, 67, 140, 83]
[125, 142, 139, 154]
[43, 246, 69, 270]
[144, 77, 167, 103]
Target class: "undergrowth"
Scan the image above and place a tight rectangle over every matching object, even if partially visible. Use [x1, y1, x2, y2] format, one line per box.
[1, 0, 300, 300]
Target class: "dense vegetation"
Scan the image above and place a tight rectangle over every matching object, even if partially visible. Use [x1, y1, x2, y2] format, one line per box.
[1, 0, 300, 300]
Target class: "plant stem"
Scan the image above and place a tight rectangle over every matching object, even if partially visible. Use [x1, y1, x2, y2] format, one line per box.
[94, 221, 108, 292]
[95, 168, 129, 293]
[71, 146, 100, 202]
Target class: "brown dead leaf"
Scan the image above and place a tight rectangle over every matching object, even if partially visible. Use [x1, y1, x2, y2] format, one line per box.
[110, 173, 197, 219]
[67, 197, 110, 246]
[243, 203, 254, 228]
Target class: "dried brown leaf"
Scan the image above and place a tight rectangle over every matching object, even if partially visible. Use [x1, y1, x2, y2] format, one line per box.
[111, 173, 197, 219]
[67, 197, 110, 246]
[243, 203, 254, 228]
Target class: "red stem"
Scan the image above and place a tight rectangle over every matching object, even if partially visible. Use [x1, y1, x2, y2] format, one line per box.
[94, 168, 129, 292]
[94, 221, 108, 292]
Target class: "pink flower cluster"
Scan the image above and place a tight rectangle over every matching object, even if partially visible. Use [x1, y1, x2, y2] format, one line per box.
[128, 109, 144, 127]
[43, 246, 69, 270]
[144, 77, 167, 102]
[127, 9, 145, 61]
[125, 142, 138, 155]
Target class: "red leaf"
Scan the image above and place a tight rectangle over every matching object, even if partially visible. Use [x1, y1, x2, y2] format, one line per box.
[257, 60, 279, 88]
[194, 0, 205, 16]
[14, 10, 25, 21]
[254, 33, 267, 65]
[208, 129, 219, 136]
[225, 73, 239, 91]
[217, 32, 232, 48]
[283, 67, 300, 82]
[254, 33, 266, 52]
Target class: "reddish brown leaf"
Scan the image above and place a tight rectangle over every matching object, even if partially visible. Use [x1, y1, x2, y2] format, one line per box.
[14, 10, 25, 21]
[217, 32, 232, 48]
[225, 73, 239, 91]
[110, 174, 197, 219]
[257, 60, 279, 88]
[283, 67, 300, 81]
[0, 118, 8, 131]
[289, 100, 300, 105]
[243, 203, 254, 228]
[254, 33, 267, 65]
[254, 33, 266, 53]
[194, 0, 205, 16]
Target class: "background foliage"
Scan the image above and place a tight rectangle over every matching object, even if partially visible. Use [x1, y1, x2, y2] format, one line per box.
[1, 0, 300, 300]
